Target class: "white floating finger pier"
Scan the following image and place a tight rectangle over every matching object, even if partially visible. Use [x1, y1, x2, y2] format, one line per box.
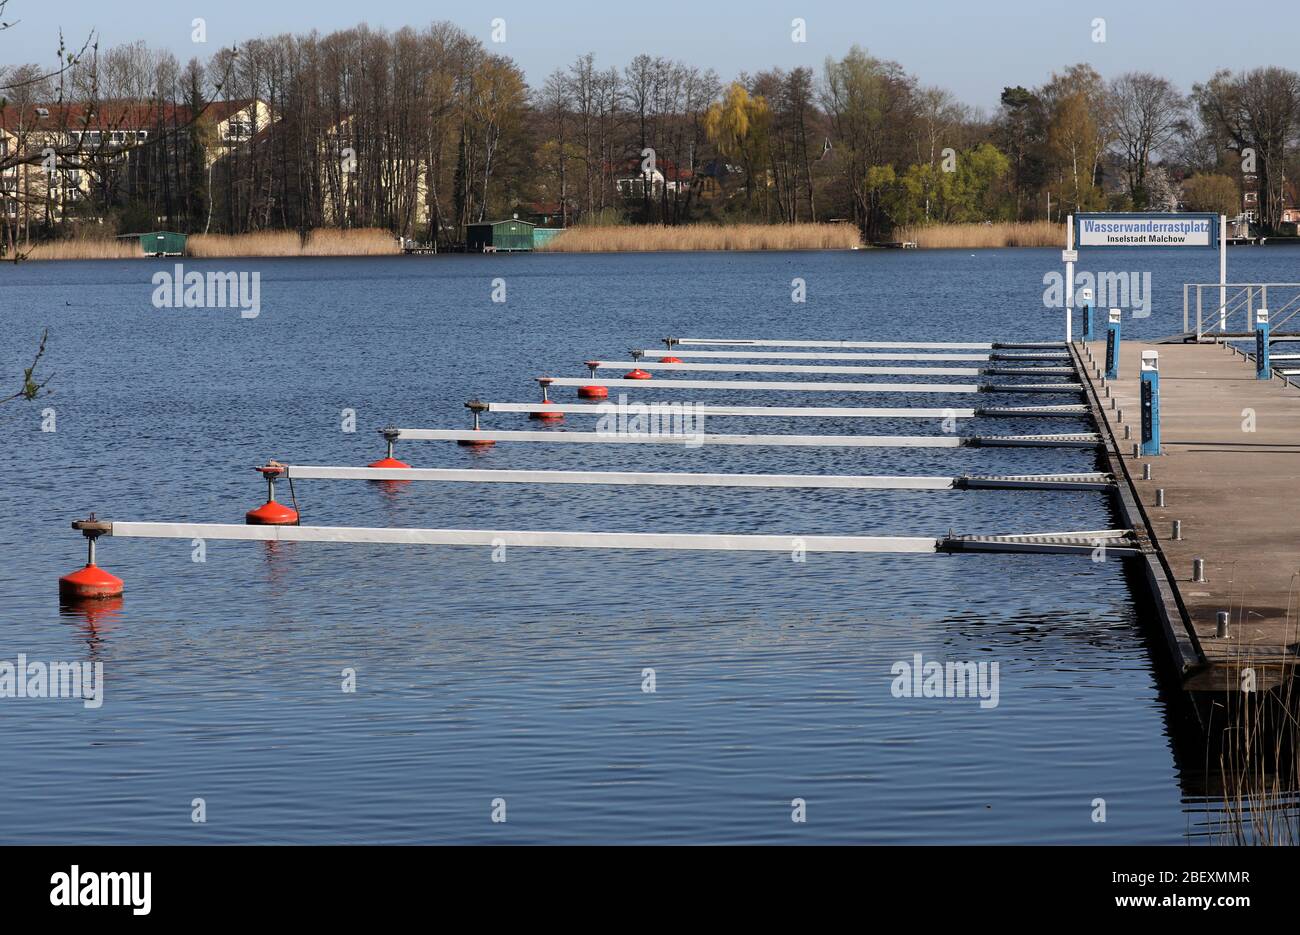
[588, 360, 1076, 377]
[487, 402, 1090, 419]
[671, 338, 1064, 349]
[278, 465, 1116, 491]
[545, 377, 1083, 394]
[393, 428, 1102, 448]
[636, 349, 1069, 362]
[60, 330, 1122, 603]
[71, 519, 1139, 557]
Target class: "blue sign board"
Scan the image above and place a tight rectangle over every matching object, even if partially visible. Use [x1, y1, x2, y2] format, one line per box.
[1075, 212, 1219, 248]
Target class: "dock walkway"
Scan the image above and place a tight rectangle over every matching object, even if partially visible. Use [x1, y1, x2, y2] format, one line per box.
[1077, 339, 1300, 689]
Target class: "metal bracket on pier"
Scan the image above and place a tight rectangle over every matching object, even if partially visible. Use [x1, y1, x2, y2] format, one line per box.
[974, 405, 1090, 417]
[954, 472, 1115, 491]
[71, 515, 113, 539]
[938, 529, 1140, 556]
[968, 433, 1101, 448]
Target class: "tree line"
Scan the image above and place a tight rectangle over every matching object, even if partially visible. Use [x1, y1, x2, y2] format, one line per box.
[3, 19, 1300, 247]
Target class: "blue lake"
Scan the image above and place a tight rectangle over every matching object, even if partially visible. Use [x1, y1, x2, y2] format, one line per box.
[2, 245, 1297, 843]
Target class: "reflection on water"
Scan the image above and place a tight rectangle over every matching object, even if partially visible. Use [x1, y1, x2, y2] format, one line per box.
[1179, 686, 1300, 846]
[58, 598, 125, 653]
[3, 248, 1300, 843]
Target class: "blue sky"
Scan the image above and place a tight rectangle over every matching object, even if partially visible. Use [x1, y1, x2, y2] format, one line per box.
[1, 0, 1289, 109]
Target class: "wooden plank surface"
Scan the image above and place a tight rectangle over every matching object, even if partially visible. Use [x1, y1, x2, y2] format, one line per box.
[1082, 339, 1300, 689]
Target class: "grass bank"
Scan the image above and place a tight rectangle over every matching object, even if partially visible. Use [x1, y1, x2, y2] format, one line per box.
[894, 221, 1062, 249]
[538, 222, 862, 252]
[13, 227, 400, 260]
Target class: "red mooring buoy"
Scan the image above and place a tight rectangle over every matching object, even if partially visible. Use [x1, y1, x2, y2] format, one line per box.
[457, 429, 496, 448]
[529, 400, 565, 421]
[59, 563, 124, 601]
[246, 499, 300, 525]
[247, 466, 300, 525]
[624, 368, 653, 379]
[531, 378, 565, 421]
[60, 520, 124, 601]
[370, 427, 410, 469]
[578, 385, 609, 399]
[368, 456, 411, 468]
[660, 356, 683, 363]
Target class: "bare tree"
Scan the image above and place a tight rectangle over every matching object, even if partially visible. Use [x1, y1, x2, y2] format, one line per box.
[1194, 67, 1300, 231]
[1109, 72, 1187, 208]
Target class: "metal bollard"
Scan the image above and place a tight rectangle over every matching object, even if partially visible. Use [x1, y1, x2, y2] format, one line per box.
[1216, 612, 1229, 638]
[1143, 463, 1152, 480]
[1155, 489, 1165, 507]
[1193, 558, 1206, 582]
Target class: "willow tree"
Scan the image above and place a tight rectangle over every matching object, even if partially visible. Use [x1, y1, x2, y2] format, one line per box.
[704, 82, 770, 207]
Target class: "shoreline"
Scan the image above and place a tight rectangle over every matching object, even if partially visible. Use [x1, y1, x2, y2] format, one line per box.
[11, 224, 1298, 262]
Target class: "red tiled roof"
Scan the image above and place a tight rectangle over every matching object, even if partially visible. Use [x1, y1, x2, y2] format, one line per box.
[607, 156, 693, 182]
[0, 99, 260, 132]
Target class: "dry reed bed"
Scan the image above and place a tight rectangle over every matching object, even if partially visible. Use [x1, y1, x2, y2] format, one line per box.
[894, 221, 1062, 249]
[188, 228, 399, 257]
[539, 223, 863, 252]
[14, 227, 400, 260]
[1212, 649, 1300, 845]
[16, 239, 143, 260]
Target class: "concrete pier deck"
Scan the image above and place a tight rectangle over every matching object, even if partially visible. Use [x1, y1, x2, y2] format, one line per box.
[1076, 339, 1300, 690]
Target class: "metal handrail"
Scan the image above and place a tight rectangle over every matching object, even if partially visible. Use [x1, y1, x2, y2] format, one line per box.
[1265, 293, 1300, 331]
[1185, 283, 1300, 340]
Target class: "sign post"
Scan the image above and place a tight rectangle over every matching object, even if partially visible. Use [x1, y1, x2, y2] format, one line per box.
[1063, 215, 1076, 343]
[1105, 309, 1121, 380]
[1140, 351, 1160, 456]
[1256, 309, 1271, 380]
[1219, 214, 1227, 332]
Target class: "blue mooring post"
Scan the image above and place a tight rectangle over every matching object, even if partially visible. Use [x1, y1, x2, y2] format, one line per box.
[1256, 308, 1271, 380]
[1140, 350, 1160, 456]
[1079, 287, 1094, 341]
[1105, 309, 1121, 380]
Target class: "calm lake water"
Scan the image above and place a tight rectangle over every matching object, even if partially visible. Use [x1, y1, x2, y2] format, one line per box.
[2, 245, 1298, 844]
